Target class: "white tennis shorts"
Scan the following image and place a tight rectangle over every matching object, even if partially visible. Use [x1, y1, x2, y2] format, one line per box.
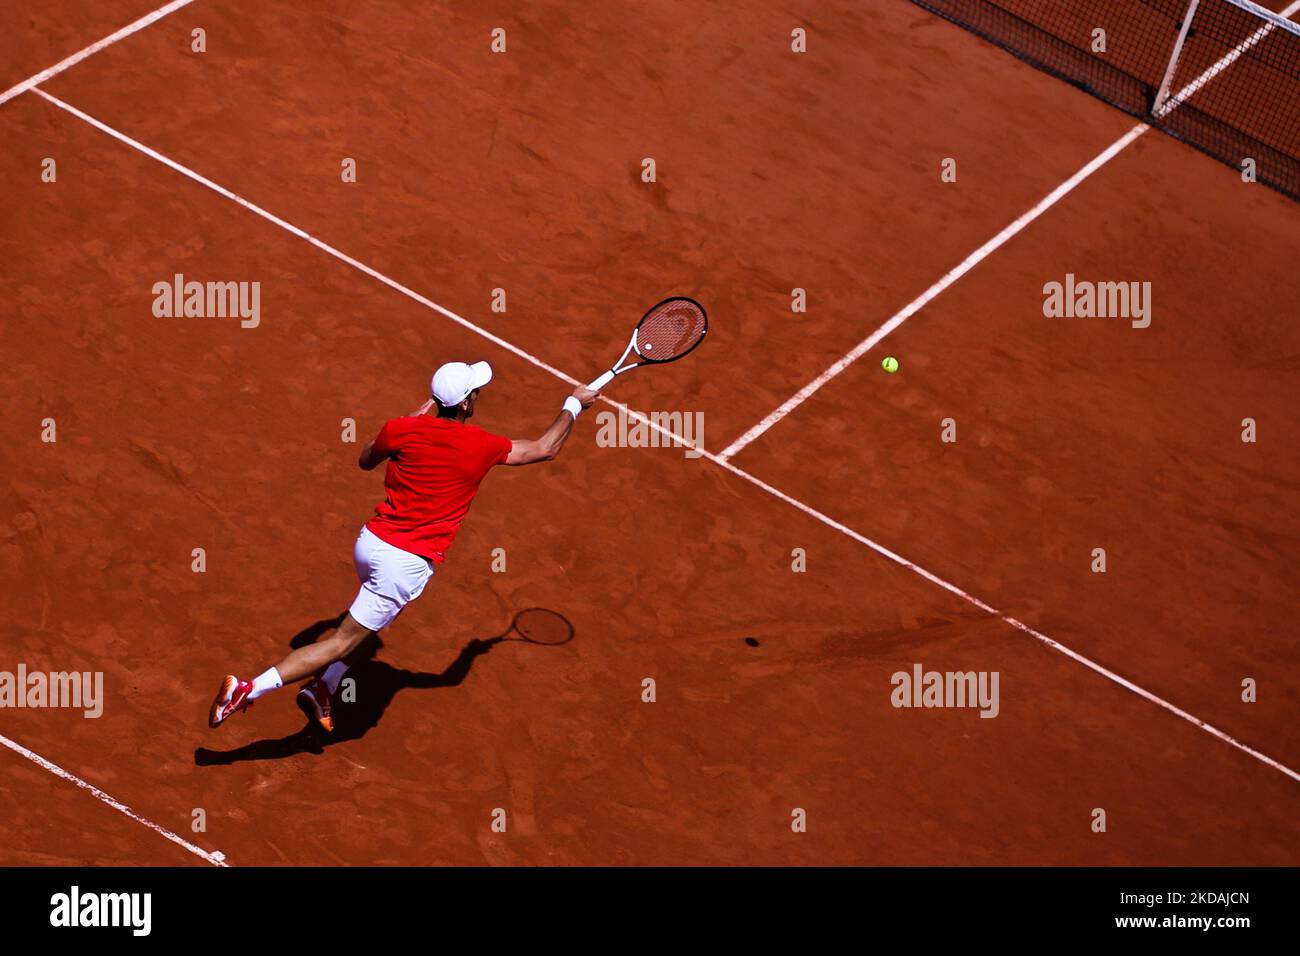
[348, 526, 435, 632]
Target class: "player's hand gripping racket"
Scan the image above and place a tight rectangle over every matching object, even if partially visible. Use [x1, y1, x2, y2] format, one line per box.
[587, 296, 708, 390]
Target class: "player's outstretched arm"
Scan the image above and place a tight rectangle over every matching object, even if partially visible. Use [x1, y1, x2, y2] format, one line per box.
[506, 386, 599, 466]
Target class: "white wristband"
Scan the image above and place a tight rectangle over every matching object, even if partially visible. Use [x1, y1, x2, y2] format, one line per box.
[562, 396, 583, 419]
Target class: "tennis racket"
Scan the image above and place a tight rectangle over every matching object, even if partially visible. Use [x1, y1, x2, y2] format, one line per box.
[586, 296, 708, 390]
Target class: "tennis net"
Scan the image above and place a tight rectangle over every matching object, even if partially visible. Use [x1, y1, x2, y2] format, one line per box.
[910, 0, 1300, 200]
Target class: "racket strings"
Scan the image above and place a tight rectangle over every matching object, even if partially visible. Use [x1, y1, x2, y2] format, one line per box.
[635, 301, 706, 360]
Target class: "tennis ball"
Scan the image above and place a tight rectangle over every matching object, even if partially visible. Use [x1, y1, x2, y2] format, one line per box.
[882, 356, 899, 374]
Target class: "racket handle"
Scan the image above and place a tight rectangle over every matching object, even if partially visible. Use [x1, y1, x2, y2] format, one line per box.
[587, 370, 615, 391]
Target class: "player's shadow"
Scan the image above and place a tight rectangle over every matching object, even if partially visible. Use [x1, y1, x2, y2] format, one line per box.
[194, 609, 572, 766]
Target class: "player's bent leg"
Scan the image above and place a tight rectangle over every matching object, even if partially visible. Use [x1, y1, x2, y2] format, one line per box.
[208, 617, 367, 730]
[208, 528, 432, 730]
[273, 613, 373, 684]
[296, 626, 380, 732]
[293, 536, 433, 731]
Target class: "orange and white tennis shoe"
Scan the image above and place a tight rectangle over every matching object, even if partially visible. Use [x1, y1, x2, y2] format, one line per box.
[297, 677, 334, 733]
[208, 675, 254, 728]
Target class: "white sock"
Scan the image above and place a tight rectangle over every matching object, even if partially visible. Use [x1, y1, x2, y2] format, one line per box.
[323, 661, 348, 695]
[247, 667, 283, 701]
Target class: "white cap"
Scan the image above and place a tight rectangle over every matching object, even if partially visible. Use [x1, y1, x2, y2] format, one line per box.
[431, 360, 493, 407]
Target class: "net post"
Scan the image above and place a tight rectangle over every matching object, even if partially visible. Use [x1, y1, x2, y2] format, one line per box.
[1152, 0, 1203, 117]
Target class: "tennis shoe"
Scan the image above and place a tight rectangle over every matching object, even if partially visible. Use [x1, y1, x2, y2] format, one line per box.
[297, 677, 334, 733]
[208, 675, 254, 728]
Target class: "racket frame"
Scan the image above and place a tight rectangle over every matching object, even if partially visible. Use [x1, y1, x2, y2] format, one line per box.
[587, 296, 708, 390]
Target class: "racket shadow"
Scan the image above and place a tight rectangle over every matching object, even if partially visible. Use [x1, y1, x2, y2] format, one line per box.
[194, 609, 575, 766]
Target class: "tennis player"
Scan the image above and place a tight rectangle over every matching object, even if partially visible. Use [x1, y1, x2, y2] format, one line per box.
[208, 360, 598, 732]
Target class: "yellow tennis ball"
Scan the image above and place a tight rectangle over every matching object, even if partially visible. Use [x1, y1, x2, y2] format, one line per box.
[882, 356, 899, 374]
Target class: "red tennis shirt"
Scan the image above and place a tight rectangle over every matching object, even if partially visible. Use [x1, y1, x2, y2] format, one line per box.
[364, 415, 513, 564]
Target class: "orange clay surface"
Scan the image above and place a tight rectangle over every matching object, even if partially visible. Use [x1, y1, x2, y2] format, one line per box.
[1, 1, 1297, 865]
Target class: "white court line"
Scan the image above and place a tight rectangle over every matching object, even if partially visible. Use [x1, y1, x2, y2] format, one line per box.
[30, 88, 586, 390]
[0, 0, 222, 869]
[1157, 0, 1300, 115]
[29, 88, 1300, 785]
[703, 459, 1300, 786]
[0, 0, 198, 108]
[0, 732, 229, 866]
[718, 0, 1300, 461]
[719, 122, 1148, 459]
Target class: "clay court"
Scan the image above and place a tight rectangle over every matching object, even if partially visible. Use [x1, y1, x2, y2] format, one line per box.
[1, 0, 1297, 866]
